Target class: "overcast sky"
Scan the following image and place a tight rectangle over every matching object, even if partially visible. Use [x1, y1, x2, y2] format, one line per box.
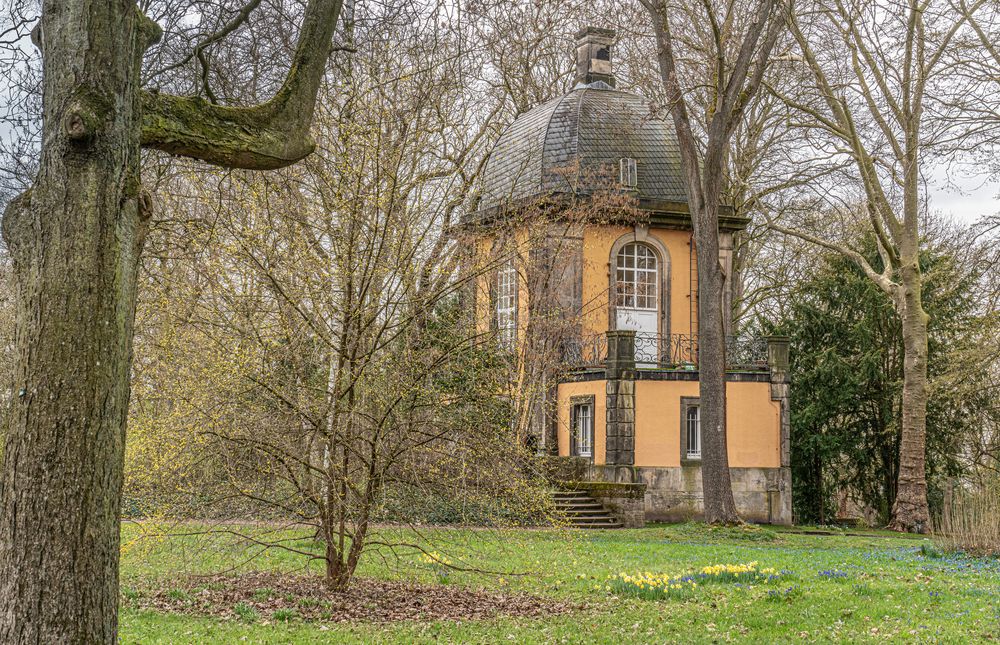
[929, 166, 998, 225]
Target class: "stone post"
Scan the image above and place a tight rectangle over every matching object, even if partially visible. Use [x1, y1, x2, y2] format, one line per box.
[605, 330, 636, 466]
[766, 336, 792, 524]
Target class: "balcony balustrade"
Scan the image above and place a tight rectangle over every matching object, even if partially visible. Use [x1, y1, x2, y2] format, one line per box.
[564, 332, 771, 371]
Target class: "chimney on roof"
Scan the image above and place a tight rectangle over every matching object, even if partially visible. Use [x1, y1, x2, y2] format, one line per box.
[575, 27, 616, 88]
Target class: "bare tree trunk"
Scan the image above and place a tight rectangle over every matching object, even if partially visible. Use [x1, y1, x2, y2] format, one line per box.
[0, 5, 158, 641]
[695, 203, 740, 524]
[643, 0, 784, 525]
[889, 263, 931, 533]
[0, 0, 342, 638]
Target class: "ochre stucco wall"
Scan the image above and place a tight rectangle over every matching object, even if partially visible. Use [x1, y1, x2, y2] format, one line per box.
[559, 379, 780, 469]
[556, 380, 607, 465]
[580, 225, 696, 340]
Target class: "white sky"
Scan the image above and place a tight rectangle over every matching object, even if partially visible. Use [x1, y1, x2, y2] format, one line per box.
[929, 166, 999, 225]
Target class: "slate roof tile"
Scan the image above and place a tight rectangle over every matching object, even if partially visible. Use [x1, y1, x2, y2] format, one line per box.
[477, 83, 687, 214]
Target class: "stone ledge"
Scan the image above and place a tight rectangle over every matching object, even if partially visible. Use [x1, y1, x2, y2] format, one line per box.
[558, 480, 646, 499]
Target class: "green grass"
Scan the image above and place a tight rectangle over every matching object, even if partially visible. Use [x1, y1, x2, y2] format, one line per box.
[119, 522, 1000, 643]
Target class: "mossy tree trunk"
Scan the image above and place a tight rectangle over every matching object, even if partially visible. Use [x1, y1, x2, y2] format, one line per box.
[0, 1, 343, 641]
[0, 5, 157, 641]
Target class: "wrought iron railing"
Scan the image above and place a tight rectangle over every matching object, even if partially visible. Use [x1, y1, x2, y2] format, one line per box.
[566, 332, 769, 371]
[563, 333, 608, 367]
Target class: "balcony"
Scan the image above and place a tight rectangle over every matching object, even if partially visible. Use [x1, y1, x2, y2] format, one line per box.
[565, 332, 776, 372]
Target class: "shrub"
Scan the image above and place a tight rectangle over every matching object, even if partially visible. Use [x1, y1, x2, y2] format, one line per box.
[936, 487, 1000, 555]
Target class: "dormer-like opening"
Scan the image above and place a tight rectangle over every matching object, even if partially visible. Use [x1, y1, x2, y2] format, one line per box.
[620, 157, 638, 188]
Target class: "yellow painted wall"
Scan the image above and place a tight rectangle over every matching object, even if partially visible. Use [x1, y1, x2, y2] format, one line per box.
[471, 230, 535, 344]
[580, 225, 695, 340]
[559, 379, 780, 469]
[473, 222, 695, 343]
[556, 380, 607, 465]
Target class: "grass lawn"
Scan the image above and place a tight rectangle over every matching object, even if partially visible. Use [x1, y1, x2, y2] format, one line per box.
[119, 522, 1000, 643]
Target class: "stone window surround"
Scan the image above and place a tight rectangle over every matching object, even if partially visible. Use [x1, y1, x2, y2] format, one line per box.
[680, 396, 701, 466]
[569, 394, 596, 461]
[607, 226, 672, 339]
[495, 258, 517, 350]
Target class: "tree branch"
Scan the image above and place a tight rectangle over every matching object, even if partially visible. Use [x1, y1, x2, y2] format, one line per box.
[140, 0, 344, 170]
[765, 218, 898, 296]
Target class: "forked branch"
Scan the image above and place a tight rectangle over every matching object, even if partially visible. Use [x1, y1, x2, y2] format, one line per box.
[140, 0, 344, 169]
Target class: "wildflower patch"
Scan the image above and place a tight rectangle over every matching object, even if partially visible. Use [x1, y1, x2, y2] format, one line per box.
[697, 562, 785, 584]
[417, 551, 453, 584]
[606, 572, 699, 600]
[608, 562, 789, 600]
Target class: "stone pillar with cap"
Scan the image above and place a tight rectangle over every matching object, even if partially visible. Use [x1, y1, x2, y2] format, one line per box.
[575, 27, 616, 88]
[766, 335, 792, 524]
[604, 330, 636, 466]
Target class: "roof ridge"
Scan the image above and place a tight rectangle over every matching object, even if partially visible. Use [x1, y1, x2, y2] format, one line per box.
[538, 91, 579, 196]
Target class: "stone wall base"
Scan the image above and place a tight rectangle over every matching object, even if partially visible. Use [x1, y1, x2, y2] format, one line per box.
[585, 464, 792, 525]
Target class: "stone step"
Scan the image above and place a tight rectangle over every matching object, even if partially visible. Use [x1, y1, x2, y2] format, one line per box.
[553, 500, 603, 508]
[567, 516, 618, 524]
[562, 508, 612, 519]
[551, 489, 621, 529]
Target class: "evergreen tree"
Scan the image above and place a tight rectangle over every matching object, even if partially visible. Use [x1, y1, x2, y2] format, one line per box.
[777, 235, 986, 525]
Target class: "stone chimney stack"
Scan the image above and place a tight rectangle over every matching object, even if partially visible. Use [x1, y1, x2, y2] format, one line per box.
[575, 27, 616, 88]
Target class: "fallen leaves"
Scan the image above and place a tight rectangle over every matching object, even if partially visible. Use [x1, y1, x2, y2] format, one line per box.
[133, 571, 579, 624]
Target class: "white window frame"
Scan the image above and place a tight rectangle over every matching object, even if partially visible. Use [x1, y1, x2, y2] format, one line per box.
[619, 157, 638, 188]
[615, 242, 658, 310]
[572, 400, 594, 458]
[685, 403, 701, 461]
[496, 259, 517, 350]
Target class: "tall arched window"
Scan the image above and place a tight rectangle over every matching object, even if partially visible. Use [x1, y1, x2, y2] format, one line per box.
[615, 242, 660, 363]
[615, 242, 658, 310]
[496, 260, 517, 350]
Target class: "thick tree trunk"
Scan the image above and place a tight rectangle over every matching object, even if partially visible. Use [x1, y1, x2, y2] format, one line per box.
[888, 263, 931, 533]
[0, 3, 156, 642]
[695, 202, 741, 525]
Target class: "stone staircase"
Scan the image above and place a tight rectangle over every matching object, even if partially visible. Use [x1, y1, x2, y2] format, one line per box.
[552, 489, 622, 529]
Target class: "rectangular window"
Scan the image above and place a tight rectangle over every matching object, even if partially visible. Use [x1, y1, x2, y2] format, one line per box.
[496, 260, 517, 350]
[686, 405, 701, 460]
[572, 401, 594, 458]
[619, 157, 638, 188]
[681, 397, 701, 462]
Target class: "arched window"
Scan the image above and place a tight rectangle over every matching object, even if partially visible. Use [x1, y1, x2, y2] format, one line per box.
[496, 260, 517, 350]
[615, 242, 658, 310]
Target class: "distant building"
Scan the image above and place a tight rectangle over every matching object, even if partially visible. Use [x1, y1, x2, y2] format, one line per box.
[462, 27, 791, 524]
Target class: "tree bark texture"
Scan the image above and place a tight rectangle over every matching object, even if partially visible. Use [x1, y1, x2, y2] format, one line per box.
[694, 202, 741, 524]
[889, 261, 931, 533]
[643, 0, 783, 525]
[0, 3, 158, 642]
[0, 0, 343, 641]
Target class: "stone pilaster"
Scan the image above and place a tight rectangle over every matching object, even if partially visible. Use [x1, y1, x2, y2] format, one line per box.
[766, 336, 792, 524]
[605, 330, 636, 466]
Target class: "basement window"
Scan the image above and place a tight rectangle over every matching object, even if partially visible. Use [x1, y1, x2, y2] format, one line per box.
[619, 157, 638, 188]
[571, 398, 595, 458]
[681, 397, 701, 462]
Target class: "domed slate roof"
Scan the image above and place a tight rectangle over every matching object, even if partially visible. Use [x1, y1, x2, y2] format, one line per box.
[475, 82, 688, 214]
